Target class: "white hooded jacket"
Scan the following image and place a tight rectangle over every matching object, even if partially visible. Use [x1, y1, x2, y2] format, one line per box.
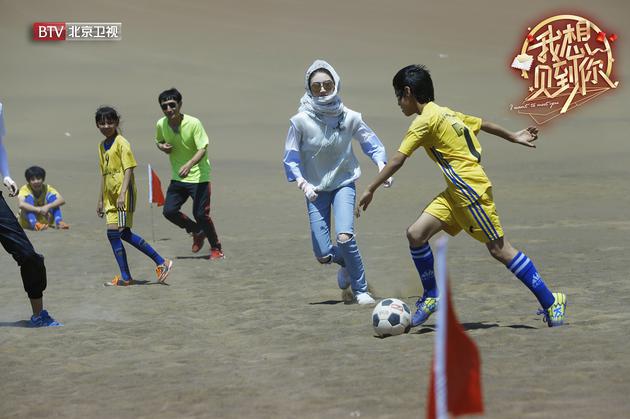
[282, 60, 387, 192]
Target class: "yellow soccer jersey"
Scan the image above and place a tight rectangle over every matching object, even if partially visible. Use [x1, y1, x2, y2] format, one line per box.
[398, 102, 491, 207]
[18, 184, 60, 205]
[98, 135, 137, 213]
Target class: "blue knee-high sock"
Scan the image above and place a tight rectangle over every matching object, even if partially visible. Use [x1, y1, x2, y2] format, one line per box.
[410, 244, 438, 298]
[46, 194, 63, 224]
[507, 252, 555, 309]
[24, 195, 37, 229]
[50, 207, 62, 224]
[120, 228, 164, 265]
[107, 229, 131, 281]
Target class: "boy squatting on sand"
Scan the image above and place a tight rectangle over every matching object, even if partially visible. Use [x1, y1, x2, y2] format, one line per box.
[17, 165, 70, 231]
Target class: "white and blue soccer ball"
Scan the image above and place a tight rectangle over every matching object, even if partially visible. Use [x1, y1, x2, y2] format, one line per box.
[372, 298, 412, 337]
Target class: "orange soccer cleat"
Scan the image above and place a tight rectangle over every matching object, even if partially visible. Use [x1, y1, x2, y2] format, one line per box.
[34, 222, 49, 231]
[104, 275, 131, 287]
[209, 248, 225, 260]
[56, 221, 70, 229]
[155, 259, 173, 283]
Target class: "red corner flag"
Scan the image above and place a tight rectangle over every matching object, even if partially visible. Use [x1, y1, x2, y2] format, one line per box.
[427, 237, 483, 419]
[148, 164, 165, 207]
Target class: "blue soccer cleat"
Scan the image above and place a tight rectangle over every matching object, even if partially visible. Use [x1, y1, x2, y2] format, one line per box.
[538, 292, 567, 327]
[29, 310, 62, 328]
[411, 293, 439, 327]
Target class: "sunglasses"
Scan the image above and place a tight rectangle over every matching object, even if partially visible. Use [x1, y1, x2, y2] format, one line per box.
[160, 102, 178, 110]
[310, 80, 335, 92]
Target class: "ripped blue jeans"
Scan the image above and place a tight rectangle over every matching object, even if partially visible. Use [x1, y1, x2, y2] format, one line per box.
[306, 182, 367, 294]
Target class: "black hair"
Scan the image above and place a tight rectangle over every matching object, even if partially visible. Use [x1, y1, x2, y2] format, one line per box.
[25, 165, 46, 181]
[158, 88, 182, 104]
[95, 106, 120, 125]
[392, 64, 435, 103]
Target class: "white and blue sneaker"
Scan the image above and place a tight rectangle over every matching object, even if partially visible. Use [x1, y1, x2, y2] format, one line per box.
[29, 310, 62, 328]
[337, 267, 351, 290]
[355, 292, 376, 305]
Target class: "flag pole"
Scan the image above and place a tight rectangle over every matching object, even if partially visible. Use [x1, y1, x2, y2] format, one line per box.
[148, 164, 156, 242]
[150, 203, 155, 242]
[434, 235, 449, 419]
[428, 235, 484, 419]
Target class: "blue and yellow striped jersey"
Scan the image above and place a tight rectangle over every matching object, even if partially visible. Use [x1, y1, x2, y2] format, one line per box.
[398, 102, 491, 207]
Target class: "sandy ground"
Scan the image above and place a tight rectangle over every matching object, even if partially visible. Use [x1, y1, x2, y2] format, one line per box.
[1, 0, 630, 418]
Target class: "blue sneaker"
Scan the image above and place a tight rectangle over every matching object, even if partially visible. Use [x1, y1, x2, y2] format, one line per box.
[337, 267, 350, 290]
[29, 310, 62, 328]
[411, 294, 439, 327]
[537, 292, 567, 327]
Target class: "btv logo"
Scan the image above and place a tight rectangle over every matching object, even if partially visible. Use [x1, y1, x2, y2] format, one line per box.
[33, 22, 66, 41]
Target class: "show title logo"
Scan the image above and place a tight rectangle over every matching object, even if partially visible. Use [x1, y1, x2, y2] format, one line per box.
[510, 15, 618, 124]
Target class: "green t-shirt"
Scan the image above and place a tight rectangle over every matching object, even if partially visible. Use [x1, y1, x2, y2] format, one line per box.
[155, 114, 211, 183]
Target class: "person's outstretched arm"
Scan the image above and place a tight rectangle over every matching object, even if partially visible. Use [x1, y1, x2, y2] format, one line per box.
[358, 151, 408, 213]
[0, 126, 18, 196]
[480, 121, 539, 148]
[283, 122, 318, 202]
[354, 120, 393, 187]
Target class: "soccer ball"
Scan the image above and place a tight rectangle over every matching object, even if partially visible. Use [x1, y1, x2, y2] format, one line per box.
[372, 298, 412, 337]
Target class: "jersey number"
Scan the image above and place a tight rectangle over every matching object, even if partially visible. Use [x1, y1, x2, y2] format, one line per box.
[451, 120, 481, 163]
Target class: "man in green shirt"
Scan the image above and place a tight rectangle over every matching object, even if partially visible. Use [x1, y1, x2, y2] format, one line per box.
[156, 88, 224, 259]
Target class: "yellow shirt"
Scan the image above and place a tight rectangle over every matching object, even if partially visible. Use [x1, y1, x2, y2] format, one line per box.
[98, 135, 137, 207]
[18, 184, 60, 205]
[398, 102, 491, 206]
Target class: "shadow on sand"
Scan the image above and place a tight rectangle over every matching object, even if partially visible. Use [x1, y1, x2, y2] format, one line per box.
[176, 255, 210, 260]
[309, 300, 346, 305]
[0, 320, 32, 328]
[411, 322, 537, 335]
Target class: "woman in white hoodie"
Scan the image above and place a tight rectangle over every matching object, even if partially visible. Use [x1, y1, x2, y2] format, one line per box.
[283, 60, 391, 305]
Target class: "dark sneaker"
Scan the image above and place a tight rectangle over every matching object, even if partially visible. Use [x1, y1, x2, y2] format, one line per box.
[192, 232, 205, 253]
[29, 310, 62, 327]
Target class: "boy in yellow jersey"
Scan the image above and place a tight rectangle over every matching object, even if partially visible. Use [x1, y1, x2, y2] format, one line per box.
[358, 65, 566, 328]
[95, 106, 173, 286]
[17, 166, 69, 230]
